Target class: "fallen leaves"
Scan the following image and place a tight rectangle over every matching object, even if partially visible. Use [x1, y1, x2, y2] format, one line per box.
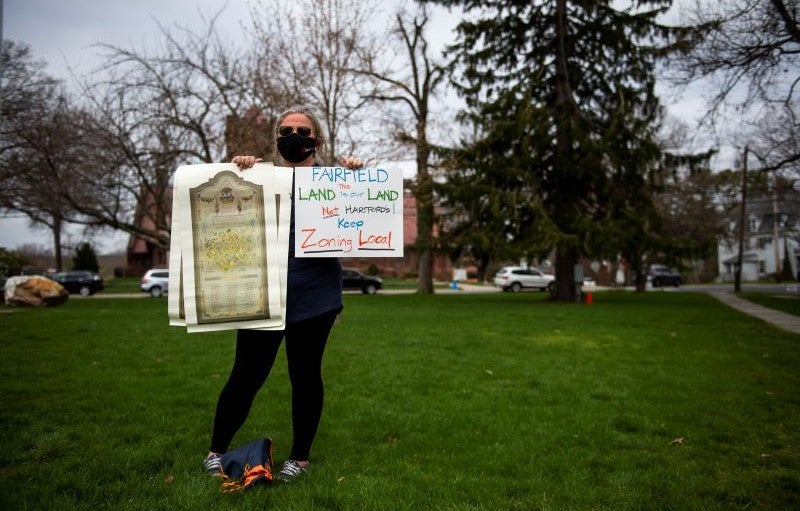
[670, 437, 685, 445]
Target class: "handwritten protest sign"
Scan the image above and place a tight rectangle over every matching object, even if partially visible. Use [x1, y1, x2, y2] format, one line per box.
[294, 166, 404, 257]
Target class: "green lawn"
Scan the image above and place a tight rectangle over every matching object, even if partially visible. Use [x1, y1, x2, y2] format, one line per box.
[102, 276, 142, 294]
[100, 276, 423, 294]
[739, 291, 800, 317]
[1, 292, 798, 510]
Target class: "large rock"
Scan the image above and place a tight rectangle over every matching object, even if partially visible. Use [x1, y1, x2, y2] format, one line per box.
[4, 275, 69, 307]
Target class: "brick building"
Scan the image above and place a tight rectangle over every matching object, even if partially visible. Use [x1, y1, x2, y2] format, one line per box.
[125, 188, 171, 277]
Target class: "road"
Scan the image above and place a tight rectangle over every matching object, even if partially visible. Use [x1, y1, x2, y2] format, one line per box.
[80, 281, 800, 298]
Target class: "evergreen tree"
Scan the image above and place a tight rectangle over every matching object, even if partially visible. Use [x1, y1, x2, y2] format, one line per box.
[599, 149, 722, 291]
[0, 247, 30, 277]
[438, 125, 553, 280]
[72, 242, 99, 273]
[655, 151, 725, 260]
[425, 0, 685, 300]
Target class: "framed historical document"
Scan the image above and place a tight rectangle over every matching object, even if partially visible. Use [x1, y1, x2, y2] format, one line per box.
[168, 163, 292, 332]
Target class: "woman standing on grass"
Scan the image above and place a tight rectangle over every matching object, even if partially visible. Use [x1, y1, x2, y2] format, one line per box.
[203, 105, 363, 482]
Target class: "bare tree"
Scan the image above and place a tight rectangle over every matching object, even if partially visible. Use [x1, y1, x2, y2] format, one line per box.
[248, 0, 380, 163]
[0, 40, 78, 270]
[4, 3, 386, 261]
[355, 7, 446, 293]
[14, 243, 56, 271]
[672, 0, 800, 115]
[749, 103, 800, 174]
[68, 9, 289, 250]
[672, 0, 800, 172]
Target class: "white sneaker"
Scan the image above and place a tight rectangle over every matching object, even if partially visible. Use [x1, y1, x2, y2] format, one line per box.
[276, 460, 307, 481]
[204, 453, 223, 477]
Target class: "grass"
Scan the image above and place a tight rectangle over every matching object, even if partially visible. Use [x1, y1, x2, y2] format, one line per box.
[739, 291, 800, 317]
[100, 276, 423, 293]
[1, 291, 798, 510]
[377, 277, 423, 290]
[102, 277, 142, 294]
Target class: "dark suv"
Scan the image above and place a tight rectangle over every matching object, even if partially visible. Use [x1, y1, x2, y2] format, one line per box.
[53, 271, 105, 296]
[342, 268, 383, 294]
[649, 266, 681, 287]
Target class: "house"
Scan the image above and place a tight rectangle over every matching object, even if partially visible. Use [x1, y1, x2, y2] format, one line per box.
[717, 193, 800, 281]
[125, 188, 171, 277]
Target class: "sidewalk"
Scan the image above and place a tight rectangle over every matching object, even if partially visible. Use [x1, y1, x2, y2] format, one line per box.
[707, 291, 800, 335]
[439, 282, 500, 294]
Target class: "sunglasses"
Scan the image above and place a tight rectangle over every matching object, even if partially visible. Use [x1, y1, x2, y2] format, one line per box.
[277, 125, 313, 138]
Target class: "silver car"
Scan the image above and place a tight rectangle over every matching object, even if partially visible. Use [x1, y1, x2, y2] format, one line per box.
[140, 269, 169, 297]
[493, 266, 555, 292]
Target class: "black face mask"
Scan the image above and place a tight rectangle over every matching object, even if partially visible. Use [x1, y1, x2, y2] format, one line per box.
[277, 133, 317, 163]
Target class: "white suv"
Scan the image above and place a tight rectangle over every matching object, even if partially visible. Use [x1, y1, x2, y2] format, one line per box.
[140, 269, 169, 297]
[493, 266, 555, 292]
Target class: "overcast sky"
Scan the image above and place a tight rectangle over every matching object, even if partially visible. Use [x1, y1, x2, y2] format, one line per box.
[1, 0, 718, 255]
[0, 1, 375, 253]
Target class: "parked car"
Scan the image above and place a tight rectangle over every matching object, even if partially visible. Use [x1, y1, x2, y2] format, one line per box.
[493, 266, 555, 292]
[141, 269, 169, 297]
[649, 266, 682, 287]
[52, 270, 104, 296]
[342, 268, 382, 294]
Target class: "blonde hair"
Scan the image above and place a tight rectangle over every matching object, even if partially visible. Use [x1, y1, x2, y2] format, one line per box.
[273, 105, 328, 166]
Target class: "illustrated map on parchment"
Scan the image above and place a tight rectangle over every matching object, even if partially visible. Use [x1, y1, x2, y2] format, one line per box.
[189, 171, 270, 324]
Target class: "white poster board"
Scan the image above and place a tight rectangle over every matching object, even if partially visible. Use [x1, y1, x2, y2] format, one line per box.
[293, 166, 404, 257]
[168, 163, 292, 333]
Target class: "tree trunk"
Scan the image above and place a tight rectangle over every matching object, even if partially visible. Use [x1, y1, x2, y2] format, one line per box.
[632, 255, 646, 292]
[416, 126, 434, 294]
[735, 147, 748, 293]
[52, 214, 63, 272]
[635, 273, 647, 292]
[553, 243, 577, 302]
[478, 253, 490, 283]
[550, 0, 578, 302]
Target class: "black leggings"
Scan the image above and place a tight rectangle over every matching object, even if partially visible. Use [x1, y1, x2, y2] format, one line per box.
[209, 309, 339, 460]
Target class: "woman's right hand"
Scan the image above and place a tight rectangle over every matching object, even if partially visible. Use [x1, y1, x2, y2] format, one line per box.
[232, 155, 263, 170]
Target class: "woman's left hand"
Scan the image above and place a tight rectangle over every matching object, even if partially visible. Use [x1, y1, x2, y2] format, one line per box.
[338, 155, 364, 170]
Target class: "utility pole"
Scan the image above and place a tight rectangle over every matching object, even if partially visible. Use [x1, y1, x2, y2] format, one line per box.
[771, 172, 781, 281]
[735, 146, 748, 293]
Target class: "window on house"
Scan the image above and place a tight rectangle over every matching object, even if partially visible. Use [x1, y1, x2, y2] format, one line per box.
[749, 216, 759, 232]
[759, 261, 767, 274]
